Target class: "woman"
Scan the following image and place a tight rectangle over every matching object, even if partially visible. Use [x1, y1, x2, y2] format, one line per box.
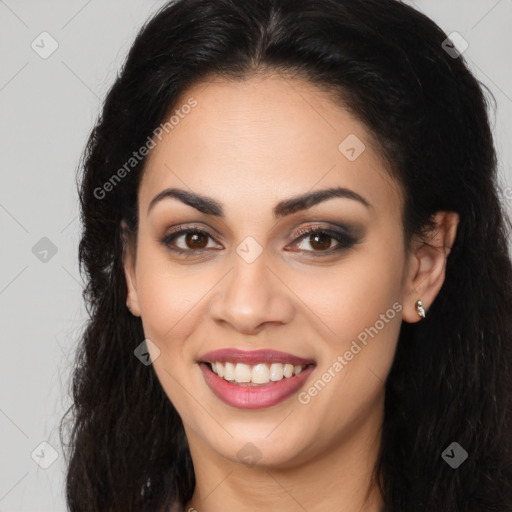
[60, 0, 512, 510]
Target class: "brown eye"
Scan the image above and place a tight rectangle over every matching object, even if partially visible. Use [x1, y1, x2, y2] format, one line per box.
[306, 232, 332, 251]
[161, 227, 221, 256]
[290, 226, 358, 256]
[184, 232, 209, 249]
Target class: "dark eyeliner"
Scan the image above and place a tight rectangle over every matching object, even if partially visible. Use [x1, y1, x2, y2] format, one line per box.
[289, 225, 359, 256]
[159, 223, 361, 257]
[160, 225, 215, 256]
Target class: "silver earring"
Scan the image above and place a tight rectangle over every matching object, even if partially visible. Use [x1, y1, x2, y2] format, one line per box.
[415, 299, 426, 319]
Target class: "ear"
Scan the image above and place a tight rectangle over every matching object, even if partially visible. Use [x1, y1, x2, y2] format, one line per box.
[121, 220, 141, 317]
[402, 211, 459, 323]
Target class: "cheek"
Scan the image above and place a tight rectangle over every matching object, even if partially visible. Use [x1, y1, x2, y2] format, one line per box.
[296, 232, 405, 413]
[134, 239, 212, 344]
[289, 233, 405, 346]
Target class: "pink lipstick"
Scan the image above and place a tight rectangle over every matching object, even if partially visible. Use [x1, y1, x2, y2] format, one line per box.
[198, 349, 316, 409]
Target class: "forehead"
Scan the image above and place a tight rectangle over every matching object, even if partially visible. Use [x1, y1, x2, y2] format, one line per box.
[139, 73, 403, 222]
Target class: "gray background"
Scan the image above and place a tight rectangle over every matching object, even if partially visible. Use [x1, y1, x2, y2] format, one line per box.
[1, 1, 511, 510]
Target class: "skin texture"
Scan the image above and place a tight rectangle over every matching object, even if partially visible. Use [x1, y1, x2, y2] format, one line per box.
[123, 73, 459, 512]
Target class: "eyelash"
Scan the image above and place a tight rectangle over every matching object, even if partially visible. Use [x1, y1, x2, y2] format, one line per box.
[160, 224, 358, 258]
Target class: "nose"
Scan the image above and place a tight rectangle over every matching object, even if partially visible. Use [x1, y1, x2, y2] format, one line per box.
[208, 249, 295, 334]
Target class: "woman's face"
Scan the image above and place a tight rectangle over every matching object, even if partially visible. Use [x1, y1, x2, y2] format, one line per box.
[124, 73, 417, 468]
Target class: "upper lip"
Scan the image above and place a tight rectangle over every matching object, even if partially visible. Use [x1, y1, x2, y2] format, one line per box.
[199, 349, 316, 366]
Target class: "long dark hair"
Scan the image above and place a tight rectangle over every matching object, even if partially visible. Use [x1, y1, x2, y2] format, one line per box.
[60, 0, 512, 510]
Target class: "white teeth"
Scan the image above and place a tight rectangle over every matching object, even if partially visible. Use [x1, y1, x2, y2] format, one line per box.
[283, 364, 294, 378]
[224, 362, 235, 381]
[252, 363, 270, 384]
[208, 361, 310, 384]
[234, 363, 251, 383]
[269, 363, 284, 381]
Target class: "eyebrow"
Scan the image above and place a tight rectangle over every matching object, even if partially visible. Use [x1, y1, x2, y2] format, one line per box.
[147, 186, 372, 218]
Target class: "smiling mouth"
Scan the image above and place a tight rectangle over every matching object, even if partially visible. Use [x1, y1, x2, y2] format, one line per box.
[198, 350, 317, 409]
[201, 361, 315, 386]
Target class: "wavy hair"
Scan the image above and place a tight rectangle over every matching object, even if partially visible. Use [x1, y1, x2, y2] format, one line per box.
[60, 0, 512, 510]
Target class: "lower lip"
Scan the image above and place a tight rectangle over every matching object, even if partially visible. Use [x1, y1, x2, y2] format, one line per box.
[199, 363, 315, 409]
